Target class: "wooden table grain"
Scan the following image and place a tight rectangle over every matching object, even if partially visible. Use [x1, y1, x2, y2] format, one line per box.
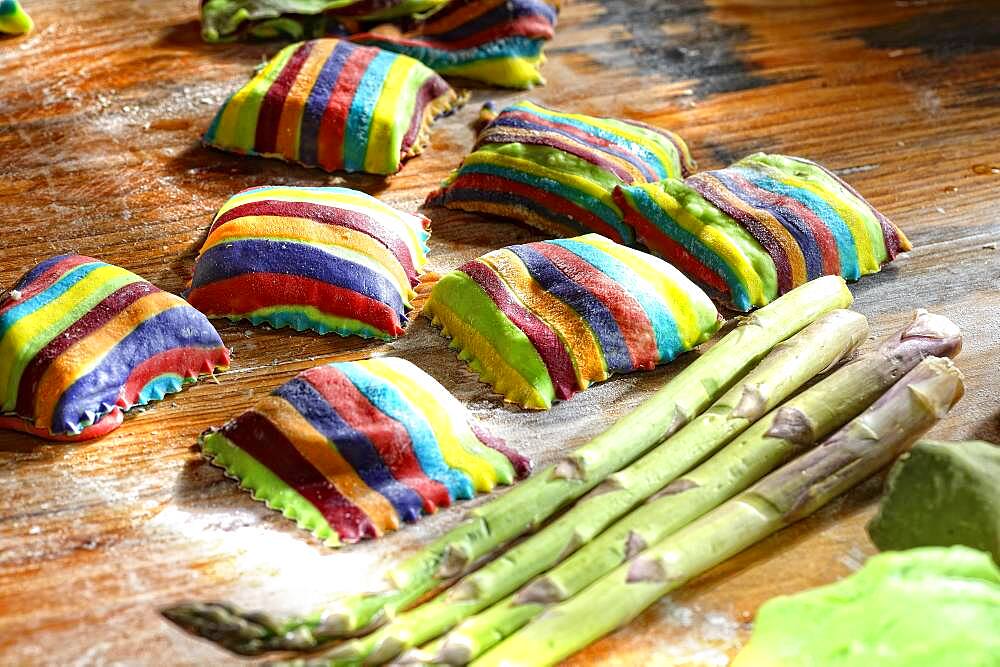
[1, 1, 997, 664]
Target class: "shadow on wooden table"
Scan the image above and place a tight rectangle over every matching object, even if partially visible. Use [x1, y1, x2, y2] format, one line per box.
[155, 19, 274, 63]
[0, 432, 49, 454]
[166, 143, 395, 196]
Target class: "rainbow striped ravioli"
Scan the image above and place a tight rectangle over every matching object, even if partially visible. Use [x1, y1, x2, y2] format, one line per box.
[352, 0, 560, 89]
[425, 101, 695, 243]
[200, 357, 531, 545]
[200, 0, 559, 89]
[204, 38, 466, 174]
[424, 234, 721, 410]
[186, 186, 432, 340]
[0, 255, 230, 441]
[616, 153, 912, 312]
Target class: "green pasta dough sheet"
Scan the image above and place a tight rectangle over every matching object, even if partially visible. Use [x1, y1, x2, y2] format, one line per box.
[868, 439, 1000, 562]
[733, 547, 1000, 667]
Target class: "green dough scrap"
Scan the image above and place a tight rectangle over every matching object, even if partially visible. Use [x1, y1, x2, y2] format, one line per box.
[733, 546, 1000, 667]
[0, 0, 33, 35]
[868, 439, 999, 562]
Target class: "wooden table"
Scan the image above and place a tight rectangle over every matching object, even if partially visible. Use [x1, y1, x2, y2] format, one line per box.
[1, 1, 997, 664]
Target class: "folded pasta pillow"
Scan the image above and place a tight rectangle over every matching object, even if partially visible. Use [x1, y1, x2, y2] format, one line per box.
[200, 357, 531, 545]
[0, 255, 230, 441]
[186, 186, 431, 340]
[616, 153, 912, 311]
[423, 234, 720, 409]
[425, 101, 695, 243]
[204, 38, 466, 174]
[200, 0, 450, 42]
[353, 0, 560, 89]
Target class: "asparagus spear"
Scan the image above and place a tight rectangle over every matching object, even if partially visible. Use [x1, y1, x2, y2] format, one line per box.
[339, 309, 868, 663]
[422, 309, 961, 664]
[404, 594, 527, 665]
[522, 312, 962, 603]
[163, 276, 853, 655]
[475, 355, 965, 667]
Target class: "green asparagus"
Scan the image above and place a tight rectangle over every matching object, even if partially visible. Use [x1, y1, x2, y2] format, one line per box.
[427, 309, 961, 664]
[346, 308, 869, 664]
[475, 355, 965, 666]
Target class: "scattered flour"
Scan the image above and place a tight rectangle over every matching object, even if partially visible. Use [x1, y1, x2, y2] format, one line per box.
[591, 597, 747, 666]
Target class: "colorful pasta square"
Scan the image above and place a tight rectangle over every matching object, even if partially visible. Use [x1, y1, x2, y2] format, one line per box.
[186, 186, 432, 340]
[616, 153, 912, 311]
[203, 38, 466, 174]
[425, 101, 696, 243]
[200, 357, 531, 545]
[0, 255, 230, 441]
[200, 0, 451, 42]
[423, 234, 721, 410]
[352, 0, 560, 89]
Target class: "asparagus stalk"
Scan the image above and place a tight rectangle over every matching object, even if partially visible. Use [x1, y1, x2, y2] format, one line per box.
[163, 277, 853, 655]
[351, 309, 868, 664]
[396, 595, 528, 666]
[523, 311, 962, 603]
[427, 309, 962, 664]
[475, 355, 965, 667]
